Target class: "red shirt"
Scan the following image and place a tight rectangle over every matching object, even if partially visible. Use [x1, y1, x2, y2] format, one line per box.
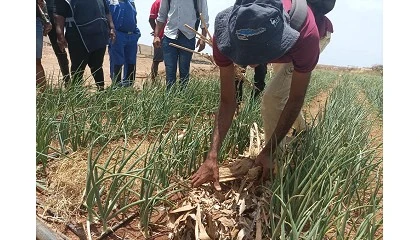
[150, 0, 164, 39]
[213, 0, 334, 73]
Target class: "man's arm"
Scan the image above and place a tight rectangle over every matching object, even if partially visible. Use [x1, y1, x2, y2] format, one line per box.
[256, 70, 311, 179]
[196, 27, 207, 52]
[54, 0, 67, 52]
[190, 64, 237, 190]
[153, 21, 165, 48]
[105, 12, 116, 43]
[149, 18, 156, 31]
[153, 0, 168, 48]
[195, 0, 209, 52]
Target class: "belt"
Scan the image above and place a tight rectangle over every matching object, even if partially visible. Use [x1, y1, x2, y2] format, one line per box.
[117, 30, 134, 34]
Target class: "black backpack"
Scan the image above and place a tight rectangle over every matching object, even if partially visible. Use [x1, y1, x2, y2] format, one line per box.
[307, 0, 336, 16]
[290, 0, 335, 31]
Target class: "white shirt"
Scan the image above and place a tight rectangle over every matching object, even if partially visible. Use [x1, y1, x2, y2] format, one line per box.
[157, 0, 209, 40]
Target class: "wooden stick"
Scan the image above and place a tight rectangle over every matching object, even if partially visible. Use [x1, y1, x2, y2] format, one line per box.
[169, 43, 215, 65]
[199, 13, 213, 42]
[184, 24, 212, 46]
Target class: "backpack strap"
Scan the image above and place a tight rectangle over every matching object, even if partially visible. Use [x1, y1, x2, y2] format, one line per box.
[289, 0, 307, 31]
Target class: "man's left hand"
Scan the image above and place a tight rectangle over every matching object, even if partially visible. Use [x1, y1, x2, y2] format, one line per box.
[196, 39, 205, 52]
[109, 28, 116, 44]
[43, 22, 52, 36]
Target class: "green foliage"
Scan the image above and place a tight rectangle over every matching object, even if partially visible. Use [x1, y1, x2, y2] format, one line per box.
[36, 70, 382, 238]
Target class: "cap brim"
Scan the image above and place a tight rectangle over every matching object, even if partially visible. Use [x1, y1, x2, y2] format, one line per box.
[215, 8, 300, 66]
[214, 7, 234, 59]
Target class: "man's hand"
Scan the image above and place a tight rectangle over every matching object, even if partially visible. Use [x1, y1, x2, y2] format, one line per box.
[254, 151, 273, 181]
[190, 158, 221, 191]
[43, 22, 52, 36]
[153, 36, 161, 48]
[109, 28, 116, 44]
[196, 39, 205, 52]
[57, 34, 68, 52]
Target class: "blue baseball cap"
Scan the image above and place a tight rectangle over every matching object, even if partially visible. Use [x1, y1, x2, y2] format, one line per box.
[214, 0, 300, 66]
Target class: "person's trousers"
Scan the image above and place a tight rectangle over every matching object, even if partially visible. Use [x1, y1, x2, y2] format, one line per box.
[109, 30, 140, 87]
[66, 28, 106, 89]
[261, 31, 332, 143]
[162, 32, 195, 90]
[47, 10, 70, 83]
[235, 63, 267, 103]
[253, 63, 267, 97]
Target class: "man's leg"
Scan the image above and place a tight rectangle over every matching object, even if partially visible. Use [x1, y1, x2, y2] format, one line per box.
[67, 30, 89, 87]
[87, 47, 107, 90]
[47, 11, 70, 84]
[162, 36, 179, 90]
[110, 31, 127, 87]
[253, 63, 267, 98]
[151, 46, 164, 83]
[36, 18, 46, 91]
[108, 45, 114, 79]
[123, 33, 140, 87]
[178, 32, 195, 89]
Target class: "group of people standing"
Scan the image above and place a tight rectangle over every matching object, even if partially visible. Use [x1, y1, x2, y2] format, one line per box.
[36, 0, 228, 93]
[36, 0, 141, 91]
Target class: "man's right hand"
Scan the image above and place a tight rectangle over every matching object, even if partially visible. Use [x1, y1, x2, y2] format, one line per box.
[190, 158, 221, 191]
[153, 36, 161, 48]
[57, 34, 68, 52]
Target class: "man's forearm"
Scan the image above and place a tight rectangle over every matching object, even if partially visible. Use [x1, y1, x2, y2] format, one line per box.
[207, 64, 237, 161]
[208, 100, 236, 160]
[154, 21, 165, 37]
[201, 28, 207, 39]
[54, 15, 65, 37]
[149, 19, 156, 31]
[106, 13, 115, 31]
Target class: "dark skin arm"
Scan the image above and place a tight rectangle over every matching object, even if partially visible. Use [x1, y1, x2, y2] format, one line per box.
[105, 13, 116, 43]
[54, 14, 67, 52]
[149, 18, 156, 33]
[196, 28, 207, 52]
[152, 21, 166, 48]
[255, 70, 311, 180]
[190, 64, 237, 190]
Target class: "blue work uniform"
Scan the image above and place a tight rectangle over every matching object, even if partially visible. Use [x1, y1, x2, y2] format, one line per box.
[107, 0, 141, 87]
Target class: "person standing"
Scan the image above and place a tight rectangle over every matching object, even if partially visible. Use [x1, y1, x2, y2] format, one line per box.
[235, 63, 268, 105]
[36, 0, 52, 92]
[45, 0, 70, 86]
[148, 0, 165, 84]
[191, 0, 334, 189]
[153, 0, 210, 91]
[107, 0, 141, 88]
[54, 0, 116, 91]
